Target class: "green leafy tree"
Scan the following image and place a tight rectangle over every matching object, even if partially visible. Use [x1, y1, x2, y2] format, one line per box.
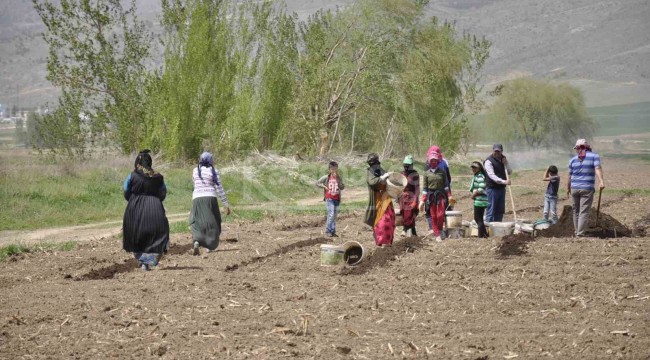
[26, 111, 45, 148]
[142, 0, 296, 160]
[33, 0, 489, 160]
[285, 0, 489, 157]
[33, 0, 152, 156]
[486, 78, 596, 148]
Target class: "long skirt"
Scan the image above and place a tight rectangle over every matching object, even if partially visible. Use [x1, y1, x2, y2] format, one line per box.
[428, 196, 446, 237]
[373, 193, 396, 246]
[189, 196, 222, 251]
[398, 191, 418, 228]
[123, 194, 169, 257]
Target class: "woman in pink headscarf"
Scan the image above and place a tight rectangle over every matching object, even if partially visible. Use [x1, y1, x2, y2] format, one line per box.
[424, 146, 453, 232]
[426, 146, 452, 188]
[420, 151, 453, 242]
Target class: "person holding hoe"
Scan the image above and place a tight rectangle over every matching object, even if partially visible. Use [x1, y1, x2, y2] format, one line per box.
[567, 139, 605, 237]
[483, 144, 511, 222]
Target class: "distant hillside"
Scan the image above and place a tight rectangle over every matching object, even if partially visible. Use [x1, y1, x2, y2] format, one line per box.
[1, 0, 648, 109]
[427, 0, 650, 106]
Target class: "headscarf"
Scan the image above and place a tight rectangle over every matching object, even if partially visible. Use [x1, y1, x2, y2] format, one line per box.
[427, 150, 440, 161]
[427, 146, 443, 161]
[198, 151, 219, 184]
[367, 153, 380, 166]
[134, 149, 158, 177]
[471, 161, 486, 177]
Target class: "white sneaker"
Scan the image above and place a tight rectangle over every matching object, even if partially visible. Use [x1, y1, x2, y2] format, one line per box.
[400, 230, 407, 237]
[435, 236, 442, 242]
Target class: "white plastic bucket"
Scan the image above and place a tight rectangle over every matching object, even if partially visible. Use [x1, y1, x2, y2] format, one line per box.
[445, 227, 465, 239]
[445, 211, 463, 228]
[489, 222, 515, 237]
[469, 222, 479, 237]
[320, 244, 344, 266]
[342, 241, 365, 266]
[514, 220, 534, 234]
[533, 219, 551, 230]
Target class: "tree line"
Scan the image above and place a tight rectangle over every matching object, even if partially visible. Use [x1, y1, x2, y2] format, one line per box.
[31, 0, 593, 160]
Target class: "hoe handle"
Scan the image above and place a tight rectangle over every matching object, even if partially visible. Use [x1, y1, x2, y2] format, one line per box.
[596, 187, 603, 223]
[505, 170, 517, 222]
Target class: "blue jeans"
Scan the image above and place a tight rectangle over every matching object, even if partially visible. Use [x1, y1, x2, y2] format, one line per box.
[325, 199, 340, 234]
[486, 187, 506, 222]
[543, 194, 558, 224]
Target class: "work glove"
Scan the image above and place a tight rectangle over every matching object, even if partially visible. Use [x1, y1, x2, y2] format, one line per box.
[448, 196, 456, 206]
[380, 173, 390, 181]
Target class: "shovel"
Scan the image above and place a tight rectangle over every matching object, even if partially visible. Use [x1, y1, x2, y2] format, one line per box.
[505, 170, 517, 222]
[595, 187, 603, 223]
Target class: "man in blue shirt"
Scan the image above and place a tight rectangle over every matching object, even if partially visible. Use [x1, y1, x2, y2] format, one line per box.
[567, 139, 605, 237]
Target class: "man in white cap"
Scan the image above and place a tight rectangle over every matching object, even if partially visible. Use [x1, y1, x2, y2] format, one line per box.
[483, 143, 511, 222]
[567, 139, 605, 237]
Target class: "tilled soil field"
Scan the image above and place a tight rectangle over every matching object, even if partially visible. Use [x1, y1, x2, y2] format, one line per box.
[1, 159, 650, 359]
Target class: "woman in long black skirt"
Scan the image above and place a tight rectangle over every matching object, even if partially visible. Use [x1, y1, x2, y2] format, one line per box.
[122, 150, 170, 270]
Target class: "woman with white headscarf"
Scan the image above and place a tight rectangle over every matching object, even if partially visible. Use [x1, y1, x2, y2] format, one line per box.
[190, 152, 231, 255]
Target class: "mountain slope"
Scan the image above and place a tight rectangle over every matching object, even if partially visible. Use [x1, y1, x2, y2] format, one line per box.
[0, 0, 648, 109]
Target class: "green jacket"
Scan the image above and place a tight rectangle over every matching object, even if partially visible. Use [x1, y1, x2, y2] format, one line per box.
[364, 164, 386, 227]
[469, 173, 488, 208]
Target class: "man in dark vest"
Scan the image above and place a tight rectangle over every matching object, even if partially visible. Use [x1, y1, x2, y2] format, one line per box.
[483, 144, 511, 222]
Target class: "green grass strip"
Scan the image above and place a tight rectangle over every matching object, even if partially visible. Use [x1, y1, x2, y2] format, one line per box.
[0, 241, 77, 262]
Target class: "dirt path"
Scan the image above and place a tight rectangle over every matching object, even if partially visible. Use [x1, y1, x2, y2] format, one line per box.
[0, 190, 368, 247]
[0, 213, 190, 247]
[296, 187, 367, 206]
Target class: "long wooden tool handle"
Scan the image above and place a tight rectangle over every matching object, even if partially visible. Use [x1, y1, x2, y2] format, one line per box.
[596, 187, 603, 222]
[505, 170, 517, 222]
